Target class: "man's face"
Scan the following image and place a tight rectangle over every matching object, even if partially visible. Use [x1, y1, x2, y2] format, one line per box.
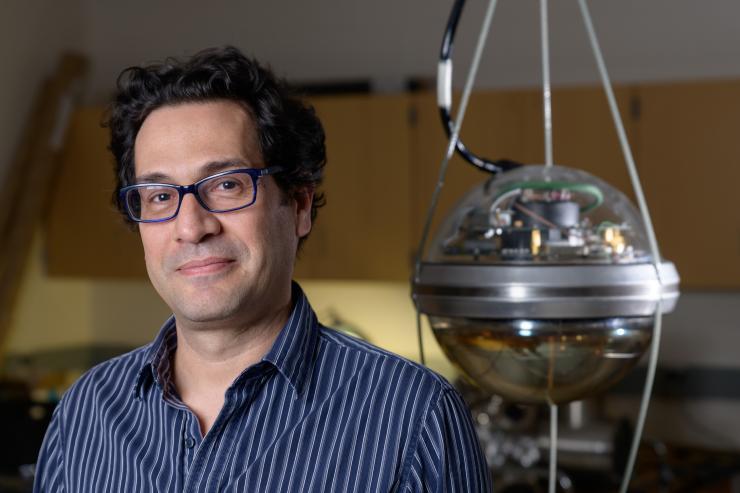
[133, 100, 312, 328]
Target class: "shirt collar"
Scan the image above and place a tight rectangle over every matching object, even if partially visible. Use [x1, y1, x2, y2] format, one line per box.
[134, 315, 176, 400]
[261, 282, 319, 395]
[134, 282, 319, 399]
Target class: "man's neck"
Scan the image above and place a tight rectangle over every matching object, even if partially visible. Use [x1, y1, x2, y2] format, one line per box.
[171, 298, 292, 435]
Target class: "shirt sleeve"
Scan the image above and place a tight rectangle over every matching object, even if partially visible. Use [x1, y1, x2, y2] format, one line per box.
[33, 404, 66, 493]
[402, 387, 492, 493]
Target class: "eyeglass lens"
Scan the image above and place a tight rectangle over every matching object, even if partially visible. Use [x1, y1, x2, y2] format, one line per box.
[126, 172, 256, 221]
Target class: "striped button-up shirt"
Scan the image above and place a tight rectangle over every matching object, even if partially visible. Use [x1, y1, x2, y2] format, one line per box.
[34, 284, 491, 492]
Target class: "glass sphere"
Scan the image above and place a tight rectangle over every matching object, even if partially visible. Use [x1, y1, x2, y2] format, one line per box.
[414, 164, 679, 404]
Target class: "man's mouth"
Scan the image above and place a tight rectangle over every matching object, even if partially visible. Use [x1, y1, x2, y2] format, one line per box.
[176, 257, 235, 276]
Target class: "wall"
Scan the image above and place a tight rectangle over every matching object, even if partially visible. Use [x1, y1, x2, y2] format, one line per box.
[4, 1, 740, 183]
[0, 1, 85, 186]
[77, 0, 740, 101]
[6, 233, 94, 353]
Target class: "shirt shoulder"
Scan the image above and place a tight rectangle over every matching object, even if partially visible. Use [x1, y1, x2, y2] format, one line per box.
[316, 326, 455, 398]
[56, 343, 154, 414]
[316, 327, 490, 492]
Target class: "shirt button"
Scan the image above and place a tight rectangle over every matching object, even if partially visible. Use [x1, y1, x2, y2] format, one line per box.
[184, 437, 196, 449]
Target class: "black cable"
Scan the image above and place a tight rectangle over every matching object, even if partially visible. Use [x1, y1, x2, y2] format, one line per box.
[438, 0, 522, 175]
[439, 0, 466, 61]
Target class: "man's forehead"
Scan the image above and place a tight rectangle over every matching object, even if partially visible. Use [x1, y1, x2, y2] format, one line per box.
[134, 159, 256, 184]
[133, 101, 262, 180]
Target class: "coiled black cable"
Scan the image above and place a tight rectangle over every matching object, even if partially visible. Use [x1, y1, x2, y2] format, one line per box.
[438, 0, 522, 174]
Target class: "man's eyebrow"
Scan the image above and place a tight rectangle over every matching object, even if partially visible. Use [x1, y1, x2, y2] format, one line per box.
[201, 159, 253, 176]
[135, 172, 171, 184]
[134, 160, 253, 184]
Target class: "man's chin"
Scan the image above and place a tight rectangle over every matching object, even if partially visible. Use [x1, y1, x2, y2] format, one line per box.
[174, 306, 240, 326]
[168, 291, 244, 326]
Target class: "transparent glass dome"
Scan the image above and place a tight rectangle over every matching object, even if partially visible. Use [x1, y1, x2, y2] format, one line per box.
[429, 164, 651, 265]
[414, 164, 679, 405]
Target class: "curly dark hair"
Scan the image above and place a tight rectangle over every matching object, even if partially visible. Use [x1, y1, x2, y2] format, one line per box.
[106, 46, 326, 243]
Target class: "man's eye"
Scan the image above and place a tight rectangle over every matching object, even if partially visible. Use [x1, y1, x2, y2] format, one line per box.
[154, 193, 172, 202]
[210, 178, 245, 194]
[144, 191, 173, 203]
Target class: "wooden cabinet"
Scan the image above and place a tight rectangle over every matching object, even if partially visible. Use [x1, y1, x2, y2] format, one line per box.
[46, 106, 147, 278]
[549, 85, 636, 199]
[44, 82, 740, 287]
[634, 80, 740, 288]
[293, 94, 413, 280]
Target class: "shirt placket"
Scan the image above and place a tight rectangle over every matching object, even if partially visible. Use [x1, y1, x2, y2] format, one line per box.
[182, 410, 201, 472]
[182, 368, 273, 493]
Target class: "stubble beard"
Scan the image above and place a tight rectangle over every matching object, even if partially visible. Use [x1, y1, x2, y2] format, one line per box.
[148, 243, 256, 328]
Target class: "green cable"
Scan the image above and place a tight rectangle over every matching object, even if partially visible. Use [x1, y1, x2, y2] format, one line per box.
[496, 180, 603, 212]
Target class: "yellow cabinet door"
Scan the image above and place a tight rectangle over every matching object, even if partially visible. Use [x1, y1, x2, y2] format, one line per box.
[635, 80, 740, 288]
[293, 94, 414, 280]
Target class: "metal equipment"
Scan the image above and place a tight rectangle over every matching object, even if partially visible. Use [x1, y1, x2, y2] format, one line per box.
[411, 1, 680, 491]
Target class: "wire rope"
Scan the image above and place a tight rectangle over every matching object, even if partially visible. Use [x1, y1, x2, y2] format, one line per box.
[541, 0, 554, 168]
[576, 2, 666, 492]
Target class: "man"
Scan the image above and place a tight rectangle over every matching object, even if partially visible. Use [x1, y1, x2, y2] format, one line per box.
[34, 46, 491, 492]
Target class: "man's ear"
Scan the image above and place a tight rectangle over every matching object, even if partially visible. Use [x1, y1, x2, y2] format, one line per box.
[294, 187, 314, 238]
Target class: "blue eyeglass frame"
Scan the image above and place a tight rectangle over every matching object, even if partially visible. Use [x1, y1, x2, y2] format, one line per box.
[119, 166, 284, 223]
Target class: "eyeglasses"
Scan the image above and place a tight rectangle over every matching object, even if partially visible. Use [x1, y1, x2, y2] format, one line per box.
[119, 166, 283, 223]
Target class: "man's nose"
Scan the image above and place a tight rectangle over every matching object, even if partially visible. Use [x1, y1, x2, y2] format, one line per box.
[174, 193, 221, 243]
